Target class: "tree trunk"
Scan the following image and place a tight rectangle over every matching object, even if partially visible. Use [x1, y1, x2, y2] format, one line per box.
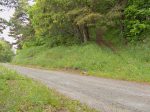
[82, 24, 90, 43]
[75, 24, 90, 43]
[76, 25, 84, 42]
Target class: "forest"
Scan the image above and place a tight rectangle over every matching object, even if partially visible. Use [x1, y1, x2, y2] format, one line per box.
[8, 0, 150, 48]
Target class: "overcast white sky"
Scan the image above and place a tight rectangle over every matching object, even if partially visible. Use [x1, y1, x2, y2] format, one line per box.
[0, 1, 35, 53]
[0, 6, 15, 43]
[0, 0, 35, 43]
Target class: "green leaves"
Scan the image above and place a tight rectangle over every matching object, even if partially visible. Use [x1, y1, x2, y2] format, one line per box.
[28, 0, 120, 45]
[124, 0, 150, 41]
[10, 0, 149, 48]
[0, 40, 14, 62]
[67, 8, 102, 26]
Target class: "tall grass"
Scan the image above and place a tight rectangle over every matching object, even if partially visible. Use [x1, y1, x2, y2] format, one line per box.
[13, 43, 150, 83]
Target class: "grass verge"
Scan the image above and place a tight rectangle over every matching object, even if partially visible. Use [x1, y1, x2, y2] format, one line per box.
[0, 65, 97, 112]
[12, 43, 150, 83]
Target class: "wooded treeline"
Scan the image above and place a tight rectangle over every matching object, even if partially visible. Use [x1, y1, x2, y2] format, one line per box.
[8, 0, 150, 48]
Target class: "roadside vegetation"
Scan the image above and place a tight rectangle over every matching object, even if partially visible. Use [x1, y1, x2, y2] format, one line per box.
[13, 41, 150, 83]
[0, 65, 97, 112]
[0, 40, 14, 62]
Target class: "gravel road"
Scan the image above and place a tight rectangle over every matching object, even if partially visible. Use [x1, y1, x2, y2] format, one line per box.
[4, 64, 150, 112]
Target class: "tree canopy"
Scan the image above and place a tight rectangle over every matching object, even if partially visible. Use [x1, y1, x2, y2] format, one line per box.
[8, 0, 150, 49]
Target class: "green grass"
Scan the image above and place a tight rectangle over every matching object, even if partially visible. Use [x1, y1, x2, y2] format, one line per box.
[12, 42, 150, 83]
[0, 65, 97, 112]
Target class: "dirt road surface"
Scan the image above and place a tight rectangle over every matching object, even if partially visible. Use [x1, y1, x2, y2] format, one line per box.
[4, 64, 150, 112]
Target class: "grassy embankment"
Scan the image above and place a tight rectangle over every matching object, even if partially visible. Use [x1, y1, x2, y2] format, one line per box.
[0, 65, 96, 112]
[12, 43, 150, 83]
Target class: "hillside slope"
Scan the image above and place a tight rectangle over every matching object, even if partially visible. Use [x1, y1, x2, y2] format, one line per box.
[13, 43, 150, 83]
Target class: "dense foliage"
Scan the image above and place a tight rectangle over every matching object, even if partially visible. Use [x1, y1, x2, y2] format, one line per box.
[9, 0, 150, 48]
[124, 0, 150, 42]
[0, 40, 14, 62]
[28, 0, 122, 47]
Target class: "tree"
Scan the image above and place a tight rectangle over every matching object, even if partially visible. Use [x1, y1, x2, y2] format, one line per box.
[9, 0, 35, 49]
[67, 8, 102, 42]
[29, 0, 122, 46]
[7, 0, 149, 49]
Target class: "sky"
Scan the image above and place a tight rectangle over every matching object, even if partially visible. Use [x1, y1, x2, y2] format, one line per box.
[0, 6, 16, 43]
[0, 0, 35, 52]
[0, 5, 17, 52]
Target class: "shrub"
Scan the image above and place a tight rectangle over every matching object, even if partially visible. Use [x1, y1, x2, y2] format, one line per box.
[0, 40, 14, 62]
[124, 0, 150, 42]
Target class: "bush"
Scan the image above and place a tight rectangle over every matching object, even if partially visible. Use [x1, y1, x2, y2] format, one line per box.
[124, 0, 150, 42]
[0, 40, 14, 62]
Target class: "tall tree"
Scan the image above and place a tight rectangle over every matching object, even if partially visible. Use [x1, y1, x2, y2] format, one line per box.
[9, 0, 34, 49]
[29, 0, 121, 45]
